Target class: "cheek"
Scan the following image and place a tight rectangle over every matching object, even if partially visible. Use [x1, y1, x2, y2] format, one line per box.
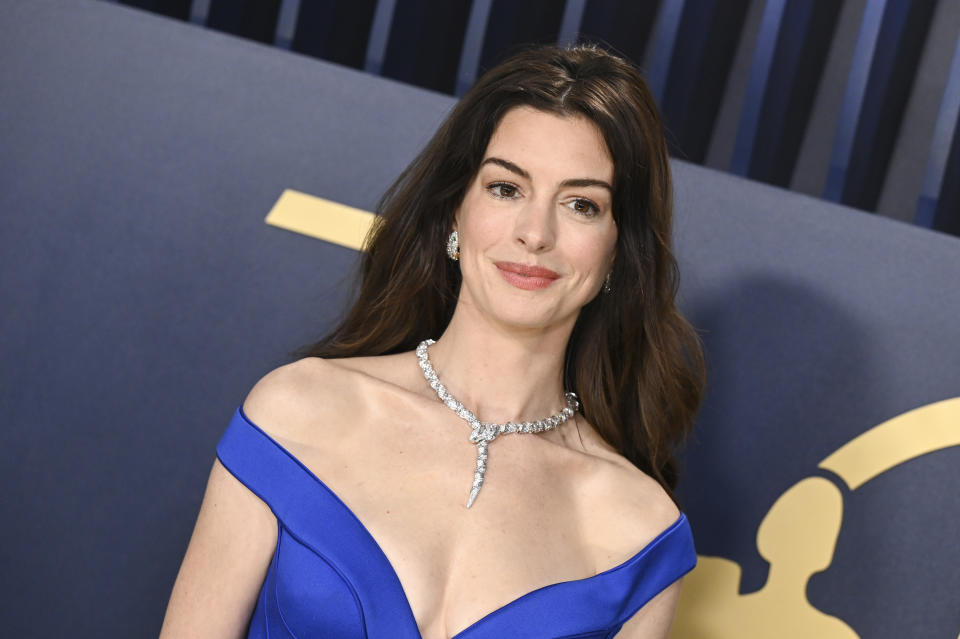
[459, 205, 503, 250]
[569, 230, 617, 275]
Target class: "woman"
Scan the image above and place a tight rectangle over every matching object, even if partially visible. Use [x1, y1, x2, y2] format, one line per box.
[160, 43, 705, 639]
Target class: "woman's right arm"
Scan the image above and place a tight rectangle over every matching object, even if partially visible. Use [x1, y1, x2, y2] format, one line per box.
[160, 359, 327, 637]
[158, 456, 277, 638]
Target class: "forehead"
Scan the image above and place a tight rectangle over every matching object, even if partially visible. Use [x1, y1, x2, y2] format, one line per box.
[483, 106, 613, 182]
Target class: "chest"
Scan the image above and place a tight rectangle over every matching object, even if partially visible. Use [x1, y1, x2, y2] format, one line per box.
[283, 415, 604, 639]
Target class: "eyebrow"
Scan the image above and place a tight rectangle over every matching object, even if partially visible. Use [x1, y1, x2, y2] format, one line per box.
[481, 157, 613, 192]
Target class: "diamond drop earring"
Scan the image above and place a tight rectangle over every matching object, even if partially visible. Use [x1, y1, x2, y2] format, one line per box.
[446, 230, 460, 261]
[602, 271, 612, 294]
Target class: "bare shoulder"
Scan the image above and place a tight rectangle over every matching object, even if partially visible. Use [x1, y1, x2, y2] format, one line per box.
[581, 454, 681, 563]
[240, 352, 422, 444]
[241, 356, 363, 443]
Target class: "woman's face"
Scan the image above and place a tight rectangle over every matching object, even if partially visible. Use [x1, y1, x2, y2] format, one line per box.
[453, 105, 618, 332]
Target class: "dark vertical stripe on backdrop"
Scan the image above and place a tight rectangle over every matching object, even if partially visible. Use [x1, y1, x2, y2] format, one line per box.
[658, 0, 750, 163]
[732, 0, 841, 187]
[207, 0, 282, 44]
[916, 33, 960, 235]
[364, 0, 396, 74]
[930, 122, 960, 236]
[578, 0, 659, 75]
[643, 0, 685, 106]
[293, 0, 378, 70]
[118, 0, 191, 20]
[382, 0, 473, 95]
[478, 0, 566, 75]
[455, 0, 494, 96]
[825, 0, 936, 212]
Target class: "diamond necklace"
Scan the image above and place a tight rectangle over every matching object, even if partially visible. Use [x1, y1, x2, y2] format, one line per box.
[416, 339, 580, 508]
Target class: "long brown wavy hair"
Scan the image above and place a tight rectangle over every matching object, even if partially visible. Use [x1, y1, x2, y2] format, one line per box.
[296, 43, 706, 498]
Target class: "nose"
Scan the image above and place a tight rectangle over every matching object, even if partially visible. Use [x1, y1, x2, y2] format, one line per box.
[513, 198, 556, 253]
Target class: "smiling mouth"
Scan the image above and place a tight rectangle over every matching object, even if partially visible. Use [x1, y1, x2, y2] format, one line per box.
[494, 262, 560, 290]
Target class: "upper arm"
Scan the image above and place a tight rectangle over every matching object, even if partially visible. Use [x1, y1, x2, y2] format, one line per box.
[160, 358, 338, 638]
[159, 457, 277, 639]
[612, 577, 684, 638]
[593, 462, 685, 638]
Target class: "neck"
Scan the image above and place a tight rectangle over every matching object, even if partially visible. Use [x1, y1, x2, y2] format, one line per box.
[423, 303, 574, 425]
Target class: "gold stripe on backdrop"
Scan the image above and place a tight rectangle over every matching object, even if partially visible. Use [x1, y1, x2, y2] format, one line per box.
[265, 189, 375, 251]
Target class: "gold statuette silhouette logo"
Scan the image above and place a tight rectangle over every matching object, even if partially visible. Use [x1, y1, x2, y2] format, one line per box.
[670, 397, 960, 639]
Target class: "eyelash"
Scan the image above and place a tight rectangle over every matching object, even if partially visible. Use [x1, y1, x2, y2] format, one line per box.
[486, 182, 601, 216]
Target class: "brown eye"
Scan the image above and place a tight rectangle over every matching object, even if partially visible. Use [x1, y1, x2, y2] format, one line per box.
[489, 183, 518, 198]
[569, 198, 600, 216]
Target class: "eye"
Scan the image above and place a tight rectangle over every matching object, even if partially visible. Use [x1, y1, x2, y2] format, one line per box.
[487, 182, 519, 199]
[567, 198, 601, 216]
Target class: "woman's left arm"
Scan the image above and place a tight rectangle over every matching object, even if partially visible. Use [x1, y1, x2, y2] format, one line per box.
[613, 578, 684, 638]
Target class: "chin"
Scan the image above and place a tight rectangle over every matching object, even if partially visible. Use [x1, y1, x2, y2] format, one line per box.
[461, 277, 578, 330]
[489, 300, 573, 332]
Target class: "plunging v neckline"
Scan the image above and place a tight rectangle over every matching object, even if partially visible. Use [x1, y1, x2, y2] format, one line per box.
[234, 406, 686, 639]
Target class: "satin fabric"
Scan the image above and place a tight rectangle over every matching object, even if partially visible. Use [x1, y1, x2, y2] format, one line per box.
[217, 407, 697, 638]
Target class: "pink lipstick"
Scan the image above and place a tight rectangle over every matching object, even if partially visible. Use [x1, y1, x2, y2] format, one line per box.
[494, 261, 560, 290]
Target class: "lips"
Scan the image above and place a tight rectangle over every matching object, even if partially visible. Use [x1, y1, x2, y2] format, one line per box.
[496, 262, 560, 278]
[494, 261, 560, 290]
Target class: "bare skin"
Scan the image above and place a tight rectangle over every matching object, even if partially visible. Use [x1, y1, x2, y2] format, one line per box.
[160, 107, 684, 639]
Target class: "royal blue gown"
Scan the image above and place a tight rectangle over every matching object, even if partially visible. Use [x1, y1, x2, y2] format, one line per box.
[216, 407, 697, 638]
